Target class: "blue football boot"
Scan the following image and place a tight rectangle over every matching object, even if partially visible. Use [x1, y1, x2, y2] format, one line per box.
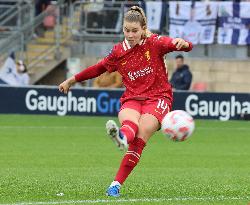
[106, 120, 128, 150]
[106, 182, 121, 197]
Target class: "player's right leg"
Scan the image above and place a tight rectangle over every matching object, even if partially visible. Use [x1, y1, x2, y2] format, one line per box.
[106, 101, 141, 150]
[106, 120, 127, 150]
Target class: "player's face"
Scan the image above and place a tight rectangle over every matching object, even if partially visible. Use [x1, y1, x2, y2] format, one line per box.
[175, 58, 184, 68]
[123, 21, 145, 47]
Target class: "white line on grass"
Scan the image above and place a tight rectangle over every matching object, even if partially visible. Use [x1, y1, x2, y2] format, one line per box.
[0, 126, 104, 129]
[1, 196, 250, 205]
[0, 126, 249, 130]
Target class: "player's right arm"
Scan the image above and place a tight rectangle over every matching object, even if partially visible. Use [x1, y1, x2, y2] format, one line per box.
[59, 75, 77, 94]
[58, 62, 106, 94]
[58, 46, 118, 94]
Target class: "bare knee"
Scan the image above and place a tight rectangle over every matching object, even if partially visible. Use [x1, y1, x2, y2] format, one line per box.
[137, 114, 160, 142]
[139, 123, 154, 136]
[118, 108, 140, 125]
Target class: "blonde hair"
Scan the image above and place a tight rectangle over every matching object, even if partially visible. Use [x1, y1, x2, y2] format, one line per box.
[124, 6, 153, 38]
[124, 6, 147, 28]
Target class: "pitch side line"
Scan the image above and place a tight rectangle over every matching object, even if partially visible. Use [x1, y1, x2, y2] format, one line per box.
[1, 196, 250, 205]
[0, 126, 104, 129]
[0, 126, 249, 130]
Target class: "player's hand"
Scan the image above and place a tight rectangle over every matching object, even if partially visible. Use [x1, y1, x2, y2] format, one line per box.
[59, 77, 76, 94]
[59, 80, 71, 94]
[172, 38, 189, 50]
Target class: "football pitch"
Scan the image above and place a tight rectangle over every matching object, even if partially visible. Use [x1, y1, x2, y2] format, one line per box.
[0, 114, 249, 205]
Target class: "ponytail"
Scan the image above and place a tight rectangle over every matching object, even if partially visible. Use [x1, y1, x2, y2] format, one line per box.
[124, 6, 147, 28]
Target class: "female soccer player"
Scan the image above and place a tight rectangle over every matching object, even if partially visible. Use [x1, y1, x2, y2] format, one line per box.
[59, 6, 192, 197]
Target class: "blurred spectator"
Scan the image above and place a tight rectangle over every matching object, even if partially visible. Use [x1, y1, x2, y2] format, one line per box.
[93, 71, 122, 88]
[170, 54, 192, 90]
[34, 0, 51, 37]
[43, 3, 59, 29]
[16, 60, 30, 85]
[35, 0, 51, 16]
[0, 55, 29, 86]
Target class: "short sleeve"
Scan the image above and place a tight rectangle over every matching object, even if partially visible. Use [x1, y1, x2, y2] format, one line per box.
[153, 35, 176, 55]
[101, 45, 118, 73]
[153, 35, 192, 55]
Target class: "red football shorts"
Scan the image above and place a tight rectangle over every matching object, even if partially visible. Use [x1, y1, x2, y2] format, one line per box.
[120, 98, 172, 123]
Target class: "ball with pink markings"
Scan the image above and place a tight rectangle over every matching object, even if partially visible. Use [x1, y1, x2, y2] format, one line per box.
[161, 110, 195, 142]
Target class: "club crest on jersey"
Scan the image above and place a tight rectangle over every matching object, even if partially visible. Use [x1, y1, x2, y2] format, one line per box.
[121, 61, 127, 66]
[145, 50, 150, 61]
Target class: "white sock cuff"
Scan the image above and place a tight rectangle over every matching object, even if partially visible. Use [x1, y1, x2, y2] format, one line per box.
[110, 181, 121, 187]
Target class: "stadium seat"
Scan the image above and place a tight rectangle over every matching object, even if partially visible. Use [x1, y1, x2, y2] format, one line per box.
[192, 82, 208, 92]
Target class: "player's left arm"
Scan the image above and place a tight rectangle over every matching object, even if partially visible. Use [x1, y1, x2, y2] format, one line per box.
[171, 38, 192, 51]
[155, 35, 193, 54]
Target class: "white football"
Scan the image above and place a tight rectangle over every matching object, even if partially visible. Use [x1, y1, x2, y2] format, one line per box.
[161, 110, 195, 142]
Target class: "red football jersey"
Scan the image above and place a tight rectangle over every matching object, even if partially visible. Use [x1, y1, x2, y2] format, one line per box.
[101, 34, 192, 104]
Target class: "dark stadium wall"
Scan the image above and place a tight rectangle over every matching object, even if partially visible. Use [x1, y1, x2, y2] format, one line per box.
[36, 60, 67, 86]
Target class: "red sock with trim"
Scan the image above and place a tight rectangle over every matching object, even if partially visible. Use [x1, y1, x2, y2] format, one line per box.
[114, 137, 146, 185]
[120, 120, 138, 144]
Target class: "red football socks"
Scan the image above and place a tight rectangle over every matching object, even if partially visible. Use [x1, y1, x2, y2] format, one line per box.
[120, 120, 138, 144]
[114, 137, 146, 184]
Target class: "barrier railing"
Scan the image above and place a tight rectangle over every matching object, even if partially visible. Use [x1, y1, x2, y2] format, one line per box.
[0, 0, 71, 73]
[70, 1, 142, 42]
[0, 0, 33, 31]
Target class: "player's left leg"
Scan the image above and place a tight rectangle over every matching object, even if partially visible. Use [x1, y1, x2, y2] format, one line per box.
[107, 114, 159, 197]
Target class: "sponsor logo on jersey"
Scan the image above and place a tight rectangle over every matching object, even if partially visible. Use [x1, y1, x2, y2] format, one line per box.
[128, 67, 153, 81]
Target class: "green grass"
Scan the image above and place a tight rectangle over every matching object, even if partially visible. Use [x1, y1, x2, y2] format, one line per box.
[0, 114, 249, 205]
